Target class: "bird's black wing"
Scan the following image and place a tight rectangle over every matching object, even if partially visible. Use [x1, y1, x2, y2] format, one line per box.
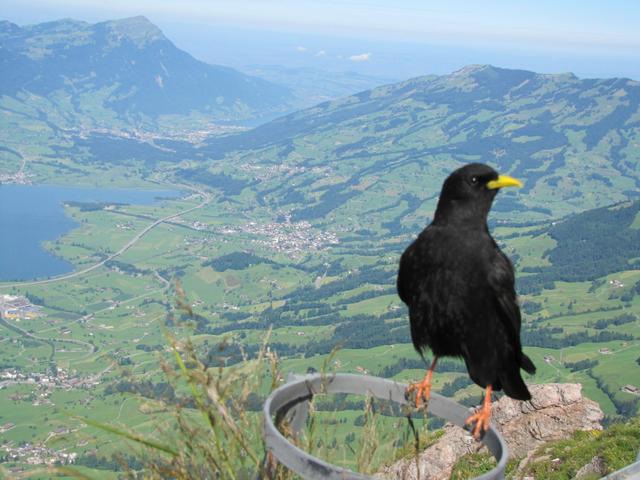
[487, 249, 522, 347]
[488, 248, 536, 375]
[397, 245, 417, 306]
[397, 233, 432, 306]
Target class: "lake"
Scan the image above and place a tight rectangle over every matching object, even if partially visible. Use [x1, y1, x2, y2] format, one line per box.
[0, 184, 181, 282]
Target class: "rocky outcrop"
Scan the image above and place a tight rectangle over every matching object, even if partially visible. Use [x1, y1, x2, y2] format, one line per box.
[379, 383, 604, 480]
[574, 455, 607, 479]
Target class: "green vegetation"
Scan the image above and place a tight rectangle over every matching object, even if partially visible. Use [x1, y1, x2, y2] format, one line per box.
[0, 177, 638, 474]
[198, 65, 640, 225]
[451, 453, 518, 479]
[518, 201, 640, 293]
[451, 417, 640, 479]
[0, 16, 292, 131]
[522, 417, 640, 478]
[204, 252, 278, 271]
[1, 57, 639, 476]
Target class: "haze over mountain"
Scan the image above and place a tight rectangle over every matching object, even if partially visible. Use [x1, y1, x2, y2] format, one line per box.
[0, 16, 293, 131]
[240, 64, 397, 109]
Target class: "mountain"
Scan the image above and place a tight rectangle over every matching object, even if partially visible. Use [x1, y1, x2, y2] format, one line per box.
[0, 16, 292, 130]
[200, 65, 640, 223]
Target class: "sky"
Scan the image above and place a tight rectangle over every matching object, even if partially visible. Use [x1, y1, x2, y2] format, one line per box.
[3, 0, 640, 80]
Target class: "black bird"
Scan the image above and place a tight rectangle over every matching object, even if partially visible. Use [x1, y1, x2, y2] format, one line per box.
[397, 163, 536, 438]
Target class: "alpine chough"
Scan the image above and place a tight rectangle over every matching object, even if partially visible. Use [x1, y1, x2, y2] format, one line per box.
[397, 163, 536, 438]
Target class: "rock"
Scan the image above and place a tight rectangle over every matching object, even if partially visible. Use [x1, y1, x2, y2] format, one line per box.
[378, 383, 603, 480]
[492, 383, 603, 458]
[574, 455, 607, 478]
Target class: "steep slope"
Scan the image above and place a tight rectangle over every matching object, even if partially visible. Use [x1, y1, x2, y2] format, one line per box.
[0, 16, 292, 127]
[201, 65, 640, 223]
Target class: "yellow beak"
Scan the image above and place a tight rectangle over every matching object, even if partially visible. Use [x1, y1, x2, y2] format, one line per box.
[487, 174, 523, 190]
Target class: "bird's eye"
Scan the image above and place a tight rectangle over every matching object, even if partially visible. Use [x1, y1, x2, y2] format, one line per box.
[470, 177, 478, 184]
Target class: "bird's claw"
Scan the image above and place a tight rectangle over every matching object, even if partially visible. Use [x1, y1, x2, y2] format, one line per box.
[464, 407, 491, 440]
[405, 379, 432, 408]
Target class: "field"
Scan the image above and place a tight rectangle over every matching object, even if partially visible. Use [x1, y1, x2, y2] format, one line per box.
[1, 64, 640, 476]
[1, 165, 638, 476]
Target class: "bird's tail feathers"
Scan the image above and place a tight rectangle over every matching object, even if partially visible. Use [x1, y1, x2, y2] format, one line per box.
[500, 365, 532, 401]
[519, 352, 536, 375]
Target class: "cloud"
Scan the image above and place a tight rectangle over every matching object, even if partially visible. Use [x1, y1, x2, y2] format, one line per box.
[296, 46, 307, 52]
[349, 52, 372, 62]
[315, 49, 326, 57]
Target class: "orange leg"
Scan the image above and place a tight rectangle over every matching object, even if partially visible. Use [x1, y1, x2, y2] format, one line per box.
[405, 357, 438, 408]
[465, 385, 493, 440]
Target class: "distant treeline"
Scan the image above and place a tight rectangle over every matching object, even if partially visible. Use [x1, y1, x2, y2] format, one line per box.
[177, 168, 248, 196]
[587, 313, 636, 330]
[105, 259, 150, 276]
[564, 359, 599, 372]
[334, 287, 396, 305]
[518, 200, 640, 294]
[203, 251, 277, 271]
[75, 453, 144, 472]
[104, 380, 177, 404]
[522, 326, 633, 349]
[591, 372, 638, 419]
[440, 376, 474, 397]
[64, 200, 128, 211]
[197, 308, 635, 363]
[135, 343, 163, 352]
[377, 357, 467, 378]
[290, 180, 359, 221]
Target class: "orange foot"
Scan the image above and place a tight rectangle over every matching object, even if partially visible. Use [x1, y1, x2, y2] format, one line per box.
[405, 357, 438, 408]
[465, 386, 493, 440]
[405, 376, 432, 408]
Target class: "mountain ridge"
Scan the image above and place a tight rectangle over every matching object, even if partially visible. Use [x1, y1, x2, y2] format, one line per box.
[205, 64, 639, 154]
[0, 16, 292, 125]
[0, 16, 166, 52]
[199, 63, 640, 223]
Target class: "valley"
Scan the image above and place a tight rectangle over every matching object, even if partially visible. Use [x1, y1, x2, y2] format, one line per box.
[0, 16, 639, 477]
[0, 166, 638, 473]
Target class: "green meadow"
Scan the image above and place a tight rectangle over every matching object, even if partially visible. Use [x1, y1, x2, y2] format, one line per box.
[0, 158, 638, 475]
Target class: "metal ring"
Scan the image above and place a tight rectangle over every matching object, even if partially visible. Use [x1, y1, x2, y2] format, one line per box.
[263, 373, 507, 479]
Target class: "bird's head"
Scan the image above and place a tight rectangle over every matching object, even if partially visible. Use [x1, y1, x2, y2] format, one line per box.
[434, 163, 522, 226]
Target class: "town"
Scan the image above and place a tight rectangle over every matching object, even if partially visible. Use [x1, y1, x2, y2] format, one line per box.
[0, 294, 43, 321]
[0, 367, 101, 392]
[219, 218, 339, 257]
